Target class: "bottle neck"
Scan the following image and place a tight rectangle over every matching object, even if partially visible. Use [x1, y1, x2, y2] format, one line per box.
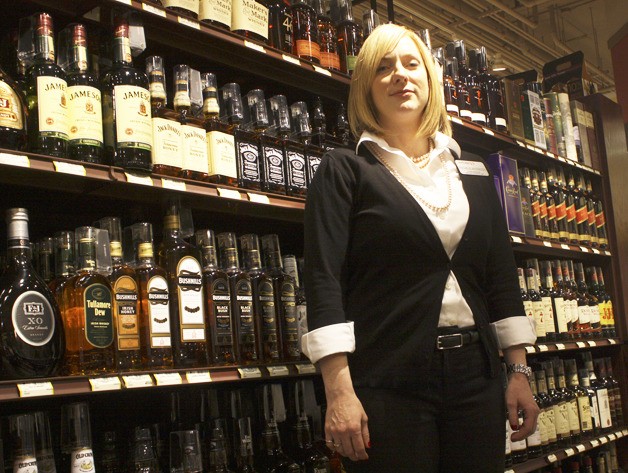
[112, 26, 132, 66]
[242, 250, 262, 271]
[78, 239, 98, 272]
[34, 30, 55, 63]
[138, 242, 155, 265]
[69, 39, 89, 73]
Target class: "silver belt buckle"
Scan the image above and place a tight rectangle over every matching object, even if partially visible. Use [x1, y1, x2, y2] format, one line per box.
[436, 333, 464, 350]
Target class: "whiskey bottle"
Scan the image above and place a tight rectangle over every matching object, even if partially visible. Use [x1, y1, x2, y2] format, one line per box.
[238, 89, 268, 191]
[554, 358, 581, 444]
[59, 23, 104, 163]
[231, 0, 270, 43]
[132, 222, 173, 370]
[592, 358, 614, 430]
[551, 260, 570, 340]
[208, 426, 233, 473]
[517, 267, 534, 327]
[526, 267, 546, 343]
[334, 0, 362, 75]
[443, 58, 460, 117]
[362, 9, 380, 38]
[217, 232, 258, 364]
[603, 357, 623, 426]
[200, 0, 232, 30]
[37, 236, 55, 284]
[146, 55, 167, 114]
[562, 260, 580, 338]
[526, 377, 544, 458]
[474, 46, 506, 131]
[98, 216, 142, 371]
[593, 198, 608, 250]
[60, 402, 96, 473]
[131, 427, 160, 473]
[509, 411, 527, 463]
[102, 15, 152, 173]
[98, 430, 120, 473]
[235, 429, 256, 473]
[257, 420, 301, 473]
[464, 48, 487, 126]
[574, 262, 593, 338]
[261, 234, 300, 361]
[446, 41, 471, 121]
[240, 233, 281, 363]
[174, 64, 193, 118]
[545, 361, 570, 448]
[158, 200, 209, 368]
[565, 359, 593, 439]
[535, 261, 555, 341]
[196, 229, 236, 366]
[0, 65, 27, 150]
[283, 255, 307, 354]
[181, 68, 210, 182]
[579, 368, 601, 437]
[286, 101, 310, 197]
[595, 267, 615, 337]
[291, 0, 320, 64]
[535, 369, 558, 451]
[584, 355, 611, 432]
[164, 0, 200, 19]
[315, 0, 340, 72]
[25, 13, 69, 157]
[263, 94, 290, 194]
[9, 414, 39, 473]
[333, 102, 350, 146]
[205, 82, 239, 186]
[291, 416, 330, 472]
[0, 208, 64, 379]
[565, 190, 579, 245]
[268, 0, 293, 52]
[33, 411, 57, 473]
[584, 266, 603, 338]
[48, 230, 75, 312]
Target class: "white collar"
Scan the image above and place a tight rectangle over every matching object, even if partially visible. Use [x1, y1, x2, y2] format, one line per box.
[356, 131, 461, 160]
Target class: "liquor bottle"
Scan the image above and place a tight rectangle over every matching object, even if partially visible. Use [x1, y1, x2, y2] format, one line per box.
[564, 359, 593, 439]
[217, 232, 258, 364]
[603, 357, 623, 427]
[573, 173, 590, 246]
[595, 267, 615, 338]
[37, 236, 55, 284]
[565, 189, 579, 245]
[552, 168, 569, 243]
[33, 411, 56, 473]
[268, 0, 293, 52]
[291, 0, 320, 63]
[334, 102, 350, 146]
[574, 262, 595, 338]
[164, 0, 200, 19]
[310, 96, 327, 145]
[545, 361, 570, 448]
[238, 89, 267, 191]
[291, 416, 330, 472]
[263, 94, 290, 194]
[25, 13, 69, 157]
[564, 260, 581, 338]
[60, 402, 95, 473]
[59, 23, 104, 163]
[466, 48, 488, 126]
[584, 178, 599, 248]
[538, 171, 553, 240]
[9, 414, 38, 473]
[480, 47, 507, 131]
[196, 229, 236, 365]
[362, 9, 380, 38]
[535, 368, 558, 451]
[443, 58, 460, 117]
[526, 267, 546, 342]
[593, 198, 608, 250]
[170, 429, 204, 473]
[283, 255, 307, 355]
[539, 260, 557, 342]
[584, 266, 603, 339]
[504, 416, 513, 468]
[0, 208, 64, 379]
[334, 0, 362, 75]
[583, 352, 612, 432]
[235, 431, 256, 473]
[445, 41, 471, 121]
[593, 358, 616, 430]
[554, 358, 581, 444]
[315, 0, 340, 72]
[231, 0, 270, 44]
[579, 368, 600, 437]
[146, 55, 167, 113]
[208, 427, 233, 473]
[558, 260, 576, 338]
[526, 376, 544, 458]
[286, 101, 310, 197]
[98, 430, 119, 473]
[48, 231, 75, 312]
[517, 267, 534, 328]
[102, 15, 152, 173]
[199, 0, 231, 28]
[132, 427, 160, 473]
[158, 200, 209, 368]
[240, 234, 281, 363]
[551, 260, 570, 340]
[257, 420, 300, 472]
[132, 222, 173, 369]
[0, 64, 27, 150]
[181, 68, 209, 182]
[510, 411, 527, 463]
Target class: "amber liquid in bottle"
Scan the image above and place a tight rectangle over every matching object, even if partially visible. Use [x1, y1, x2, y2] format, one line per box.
[268, 0, 293, 52]
[335, 1, 362, 75]
[291, 0, 320, 63]
[0, 65, 27, 150]
[315, 0, 340, 71]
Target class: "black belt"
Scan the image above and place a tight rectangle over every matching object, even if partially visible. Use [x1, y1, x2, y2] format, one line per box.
[435, 327, 480, 350]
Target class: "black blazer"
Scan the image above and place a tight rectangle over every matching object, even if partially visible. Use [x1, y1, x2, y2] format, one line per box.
[303, 142, 526, 389]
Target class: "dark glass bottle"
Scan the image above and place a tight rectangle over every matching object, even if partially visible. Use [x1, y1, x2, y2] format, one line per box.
[60, 23, 104, 163]
[585, 354, 611, 431]
[545, 361, 570, 448]
[526, 267, 546, 342]
[37, 236, 54, 284]
[564, 359, 593, 439]
[517, 267, 534, 329]
[554, 358, 581, 444]
[48, 231, 76, 312]
[131, 428, 160, 473]
[574, 262, 594, 338]
[553, 168, 569, 243]
[268, 0, 293, 52]
[551, 260, 569, 340]
[478, 46, 506, 131]
[333, 102, 350, 146]
[565, 191, 579, 245]
[334, 0, 362, 75]
[539, 260, 557, 342]
[453, 41, 482, 125]
[0, 208, 64, 379]
[0, 65, 27, 150]
[238, 89, 267, 191]
[208, 427, 233, 473]
[593, 198, 608, 250]
[578, 368, 600, 437]
[315, 0, 340, 72]
[9, 413, 38, 473]
[510, 410, 527, 463]
[535, 369, 558, 452]
[443, 58, 460, 116]
[310, 96, 327, 146]
[157, 200, 209, 368]
[526, 376, 544, 458]
[257, 420, 300, 473]
[595, 267, 615, 337]
[466, 48, 488, 126]
[603, 357, 623, 427]
[235, 434, 257, 473]
[291, 416, 330, 472]
[286, 101, 310, 197]
[563, 260, 580, 338]
[593, 358, 615, 430]
[102, 15, 152, 173]
[263, 95, 290, 194]
[291, 0, 320, 64]
[445, 42, 471, 120]
[26, 13, 69, 158]
[196, 230, 236, 366]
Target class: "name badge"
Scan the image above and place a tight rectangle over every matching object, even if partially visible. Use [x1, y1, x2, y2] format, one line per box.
[455, 160, 489, 176]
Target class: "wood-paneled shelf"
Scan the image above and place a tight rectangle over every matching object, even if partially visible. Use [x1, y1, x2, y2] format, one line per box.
[524, 338, 622, 355]
[510, 234, 612, 261]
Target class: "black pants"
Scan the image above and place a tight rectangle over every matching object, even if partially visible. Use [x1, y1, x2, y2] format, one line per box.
[345, 342, 505, 473]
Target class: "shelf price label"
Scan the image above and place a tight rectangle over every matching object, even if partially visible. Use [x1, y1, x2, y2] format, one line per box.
[623, 428, 628, 435]
[543, 241, 553, 248]
[555, 343, 565, 350]
[238, 367, 262, 379]
[115, 0, 132, 4]
[605, 250, 611, 256]
[576, 341, 587, 348]
[600, 436, 608, 444]
[537, 345, 548, 352]
[580, 246, 589, 252]
[587, 341, 597, 347]
[295, 363, 317, 374]
[592, 248, 600, 254]
[217, 187, 241, 200]
[17, 381, 54, 398]
[546, 454, 558, 463]
[511, 236, 523, 244]
[244, 41, 266, 53]
[0, 152, 30, 168]
[142, 3, 167, 16]
[525, 346, 536, 354]
[609, 338, 618, 345]
[89, 376, 122, 392]
[560, 244, 570, 250]
[608, 433, 617, 441]
[564, 448, 575, 457]
[122, 374, 154, 389]
[186, 371, 212, 384]
[312, 65, 332, 76]
[125, 173, 154, 186]
[575, 444, 586, 452]
[267, 366, 290, 377]
[247, 192, 270, 204]
[450, 116, 463, 125]
[54, 161, 86, 176]
[161, 178, 187, 191]
[481, 127, 494, 136]
[590, 439, 600, 447]
[546, 151, 556, 159]
[282, 54, 301, 66]
[154, 372, 183, 386]
[178, 17, 200, 29]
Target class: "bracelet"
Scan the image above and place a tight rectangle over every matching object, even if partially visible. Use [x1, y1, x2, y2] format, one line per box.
[506, 363, 532, 381]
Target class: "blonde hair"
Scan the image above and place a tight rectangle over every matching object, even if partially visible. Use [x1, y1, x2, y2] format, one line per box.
[348, 23, 451, 140]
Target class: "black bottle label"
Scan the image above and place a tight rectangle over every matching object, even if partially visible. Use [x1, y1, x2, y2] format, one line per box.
[212, 277, 233, 345]
[258, 279, 277, 340]
[307, 154, 321, 185]
[286, 149, 307, 189]
[12, 291, 55, 346]
[84, 283, 114, 348]
[147, 275, 171, 347]
[176, 256, 206, 342]
[263, 145, 286, 186]
[236, 279, 255, 337]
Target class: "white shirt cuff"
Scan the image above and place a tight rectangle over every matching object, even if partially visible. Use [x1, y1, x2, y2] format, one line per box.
[490, 316, 537, 350]
[301, 322, 355, 364]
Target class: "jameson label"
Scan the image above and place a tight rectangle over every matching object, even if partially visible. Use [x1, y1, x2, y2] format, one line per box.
[84, 283, 113, 348]
[0, 80, 24, 129]
[235, 279, 255, 340]
[176, 256, 206, 341]
[200, 0, 232, 26]
[147, 275, 171, 348]
[231, 0, 269, 39]
[13, 457, 37, 473]
[114, 275, 140, 350]
[37, 76, 69, 139]
[207, 130, 237, 178]
[212, 277, 233, 346]
[182, 124, 209, 174]
[152, 117, 182, 167]
[286, 148, 307, 189]
[263, 145, 286, 186]
[113, 85, 152, 151]
[67, 85, 103, 146]
[71, 448, 95, 473]
[281, 279, 299, 357]
[237, 139, 261, 182]
[258, 279, 277, 342]
[164, 0, 200, 13]
[12, 291, 55, 347]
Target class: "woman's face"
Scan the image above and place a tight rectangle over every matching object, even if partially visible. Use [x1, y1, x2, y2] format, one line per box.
[369, 36, 430, 131]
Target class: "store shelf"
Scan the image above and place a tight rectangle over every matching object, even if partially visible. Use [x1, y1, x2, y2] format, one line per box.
[510, 234, 612, 260]
[506, 427, 628, 473]
[524, 338, 622, 355]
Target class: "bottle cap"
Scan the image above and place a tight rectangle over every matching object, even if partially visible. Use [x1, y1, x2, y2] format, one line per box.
[173, 64, 192, 113]
[244, 89, 269, 129]
[57, 23, 88, 72]
[6, 208, 29, 242]
[268, 95, 291, 135]
[290, 101, 312, 138]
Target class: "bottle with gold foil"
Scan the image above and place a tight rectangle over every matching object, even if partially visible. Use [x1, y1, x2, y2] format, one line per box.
[102, 15, 152, 173]
[164, 0, 200, 19]
[158, 199, 209, 368]
[333, 0, 362, 75]
[231, 0, 269, 43]
[98, 217, 142, 372]
[180, 68, 209, 182]
[314, 0, 340, 72]
[291, 0, 320, 64]
[200, 0, 232, 30]
[0, 65, 27, 150]
[196, 229, 236, 365]
[59, 24, 103, 164]
[62, 226, 115, 375]
[268, 0, 293, 52]
[24, 12, 69, 157]
[131, 222, 173, 370]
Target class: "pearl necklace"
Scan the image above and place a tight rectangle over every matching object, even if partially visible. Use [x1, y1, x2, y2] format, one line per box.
[367, 142, 453, 215]
[410, 138, 434, 168]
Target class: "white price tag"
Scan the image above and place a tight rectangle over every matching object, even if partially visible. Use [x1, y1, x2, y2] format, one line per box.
[0, 152, 30, 167]
[558, 156, 568, 163]
[17, 382, 54, 398]
[511, 236, 523, 243]
[600, 436, 608, 444]
[451, 116, 464, 125]
[609, 339, 617, 345]
[616, 431, 624, 438]
[587, 341, 597, 347]
[590, 439, 599, 447]
[608, 433, 616, 441]
[555, 343, 565, 350]
[504, 470, 515, 473]
[282, 54, 301, 66]
[592, 248, 600, 254]
[126, 173, 154, 186]
[89, 376, 122, 392]
[178, 17, 200, 29]
[244, 40, 266, 53]
[576, 341, 587, 348]
[154, 372, 183, 386]
[538, 345, 548, 352]
[143, 3, 166, 16]
[238, 367, 262, 379]
[605, 251, 611, 256]
[526, 144, 536, 151]
[482, 127, 494, 136]
[122, 374, 154, 389]
[560, 244, 570, 250]
[161, 178, 186, 191]
[534, 147, 544, 154]
[115, 0, 132, 4]
[546, 152, 556, 159]
[54, 161, 86, 176]
[546, 454, 558, 463]
[564, 448, 575, 457]
[247, 192, 270, 204]
[217, 187, 241, 200]
[576, 444, 586, 452]
[313, 65, 332, 76]
[543, 241, 553, 247]
[515, 140, 526, 147]
[267, 366, 290, 377]
[525, 346, 536, 354]
[186, 371, 212, 383]
[580, 246, 589, 252]
[623, 429, 628, 435]
[296, 363, 317, 374]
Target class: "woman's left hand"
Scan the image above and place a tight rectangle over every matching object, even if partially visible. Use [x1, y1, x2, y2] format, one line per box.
[505, 372, 540, 442]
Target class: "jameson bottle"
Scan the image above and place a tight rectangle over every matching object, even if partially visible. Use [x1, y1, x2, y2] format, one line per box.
[98, 217, 142, 371]
[59, 24, 104, 163]
[291, 0, 320, 64]
[102, 15, 152, 173]
[315, 0, 340, 72]
[261, 234, 299, 361]
[25, 13, 69, 157]
[240, 234, 281, 364]
[334, 0, 362, 75]
[158, 200, 209, 368]
[0, 208, 64, 379]
[217, 232, 258, 364]
[132, 222, 173, 369]
[195, 229, 236, 366]
[0, 64, 27, 150]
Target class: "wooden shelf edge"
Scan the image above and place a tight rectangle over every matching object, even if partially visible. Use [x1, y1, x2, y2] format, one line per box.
[510, 234, 612, 259]
[525, 338, 622, 355]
